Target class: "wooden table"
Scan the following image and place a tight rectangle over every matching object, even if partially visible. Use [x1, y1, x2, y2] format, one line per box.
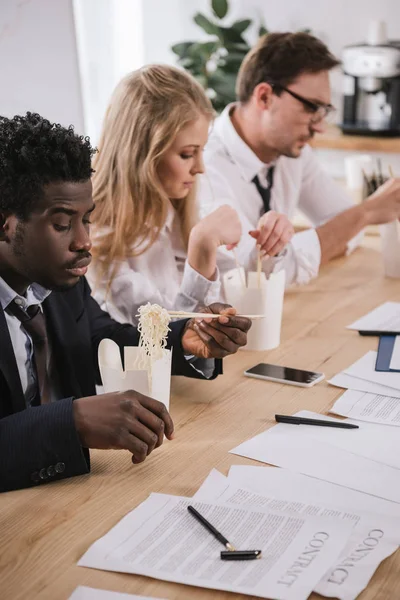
[310, 125, 400, 153]
[2, 239, 400, 600]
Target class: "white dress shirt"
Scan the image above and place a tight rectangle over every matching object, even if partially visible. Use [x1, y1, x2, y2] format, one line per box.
[0, 276, 51, 406]
[199, 103, 356, 286]
[87, 203, 221, 325]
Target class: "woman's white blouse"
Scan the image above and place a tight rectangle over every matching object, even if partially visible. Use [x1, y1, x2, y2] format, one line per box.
[87, 206, 221, 325]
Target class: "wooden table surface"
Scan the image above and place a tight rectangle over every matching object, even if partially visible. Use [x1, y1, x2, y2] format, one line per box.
[2, 239, 400, 600]
[309, 125, 400, 153]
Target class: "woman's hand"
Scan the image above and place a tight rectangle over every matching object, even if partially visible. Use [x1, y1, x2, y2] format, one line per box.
[188, 205, 242, 279]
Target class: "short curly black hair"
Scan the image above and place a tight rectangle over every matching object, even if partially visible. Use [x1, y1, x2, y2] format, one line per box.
[0, 112, 96, 220]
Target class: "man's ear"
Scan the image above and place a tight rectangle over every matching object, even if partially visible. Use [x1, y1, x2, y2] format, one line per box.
[0, 212, 13, 242]
[253, 82, 274, 110]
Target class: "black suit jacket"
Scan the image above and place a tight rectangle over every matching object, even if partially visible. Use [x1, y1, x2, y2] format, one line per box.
[0, 278, 221, 492]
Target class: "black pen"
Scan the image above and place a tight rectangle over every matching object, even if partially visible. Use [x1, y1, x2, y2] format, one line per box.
[275, 414, 359, 429]
[221, 550, 262, 561]
[187, 506, 262, 561]
[188, 505, 236, 551]
[358, 330, 399, 336]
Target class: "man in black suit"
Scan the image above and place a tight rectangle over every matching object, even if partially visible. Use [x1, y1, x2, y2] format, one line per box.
[0, 113, 251, 493]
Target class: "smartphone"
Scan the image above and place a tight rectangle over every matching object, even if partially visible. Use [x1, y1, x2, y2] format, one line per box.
[244, 362, 325, 388]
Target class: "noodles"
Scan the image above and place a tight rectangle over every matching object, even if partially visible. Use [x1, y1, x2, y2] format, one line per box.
[136, 303, 171, 387]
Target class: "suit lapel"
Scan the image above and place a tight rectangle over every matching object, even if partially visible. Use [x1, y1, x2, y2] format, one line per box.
[0, 307, 25, 413]
[44, 290, 96, 400]
[44, 294, 84, 399]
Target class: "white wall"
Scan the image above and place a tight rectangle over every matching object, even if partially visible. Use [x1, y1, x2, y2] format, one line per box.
[232, 0, 400, 115]
[3, 0, 398, 173]
[0, 0, 84, 132]
[143, 0, 400, 109]
[140, 0, 400, 176]
[73, 0, 144, 144]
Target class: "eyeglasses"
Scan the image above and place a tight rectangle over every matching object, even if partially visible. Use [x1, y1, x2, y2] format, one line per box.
[271, 84, 336, 123]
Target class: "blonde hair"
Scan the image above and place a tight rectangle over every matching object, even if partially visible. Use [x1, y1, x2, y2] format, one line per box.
[91, 64, 214, 284]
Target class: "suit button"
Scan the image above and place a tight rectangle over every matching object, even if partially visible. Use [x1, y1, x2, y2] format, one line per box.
[47, 465, 55, 477]
[31, 471, 40, 484]
[39, 468, 49, 480]
[55, 462, 65, 474]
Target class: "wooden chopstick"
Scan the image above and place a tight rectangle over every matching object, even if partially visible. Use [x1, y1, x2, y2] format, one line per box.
[167, 311, 265, 320]
[257, 247, 262, 289]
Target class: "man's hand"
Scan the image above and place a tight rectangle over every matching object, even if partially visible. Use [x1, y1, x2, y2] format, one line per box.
[73, 391, 174, 464]
[249, 211, 294, 257]
[364, 178, 400, 225]
[181, 303, 251, 359]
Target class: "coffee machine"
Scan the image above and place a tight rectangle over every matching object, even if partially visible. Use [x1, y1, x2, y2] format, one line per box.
[341, 21, 400, 136]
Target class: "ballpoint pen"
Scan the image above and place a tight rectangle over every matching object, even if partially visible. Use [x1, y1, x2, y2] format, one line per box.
[275, 414, 359, 429]
[187, 505, 262, 560]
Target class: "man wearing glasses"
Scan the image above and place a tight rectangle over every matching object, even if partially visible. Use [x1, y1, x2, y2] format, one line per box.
[199, 32, 400, 285]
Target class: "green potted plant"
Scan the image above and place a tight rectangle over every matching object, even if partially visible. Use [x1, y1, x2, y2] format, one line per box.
[171, 0, 268, 112]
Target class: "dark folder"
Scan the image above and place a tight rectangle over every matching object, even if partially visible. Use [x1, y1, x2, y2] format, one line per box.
[375, 335, 400, 372]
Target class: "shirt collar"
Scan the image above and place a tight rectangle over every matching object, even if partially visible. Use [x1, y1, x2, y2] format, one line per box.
[0, 276, 51, 311]
[213, 102, 275, 183]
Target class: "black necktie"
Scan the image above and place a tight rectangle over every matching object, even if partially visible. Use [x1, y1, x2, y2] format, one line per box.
[252, 166, 275, 214]
[7, 301, 50, 405]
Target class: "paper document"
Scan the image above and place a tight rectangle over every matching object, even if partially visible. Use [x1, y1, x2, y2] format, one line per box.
[344, 351, 400, 392]
[69, 587, 163, 600]
[274, 410, 400, 470]
[390, 336, 400, 370]
[328, 372, 400, 398]
[347, 302, 400, 332]
[79, 493, 353, 600]
[331, 389, 400, 426]
[194, 470, 400, 600]
[230, 428, 400, 503]
[227, 466, 400, 518]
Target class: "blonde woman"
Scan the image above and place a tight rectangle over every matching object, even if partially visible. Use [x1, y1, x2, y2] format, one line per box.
[88, 65, 292, 324]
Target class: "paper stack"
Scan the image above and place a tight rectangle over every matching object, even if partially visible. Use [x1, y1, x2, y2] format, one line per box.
[228, 413, 400, 598]
[329, 350, 400, 398]
[327, 304, 400, 422]
[347, 302, 400, 334]
[196, 468, 400, 600]
[78, 453, 400, 600]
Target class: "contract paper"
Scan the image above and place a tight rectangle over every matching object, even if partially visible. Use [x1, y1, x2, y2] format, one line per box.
[194, 470, 400, 600]
[227, 466, 400, 518]
[347, 302, 400, 332]
[69, 587, 162, 600]
[328, 372, 400, 398]
[331, 389, 400, 426]
[78, 493, 353, 600]
[229, 428, 400, 503]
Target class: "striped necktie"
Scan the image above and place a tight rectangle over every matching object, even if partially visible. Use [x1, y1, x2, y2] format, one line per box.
[7, 300, 50, 405]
